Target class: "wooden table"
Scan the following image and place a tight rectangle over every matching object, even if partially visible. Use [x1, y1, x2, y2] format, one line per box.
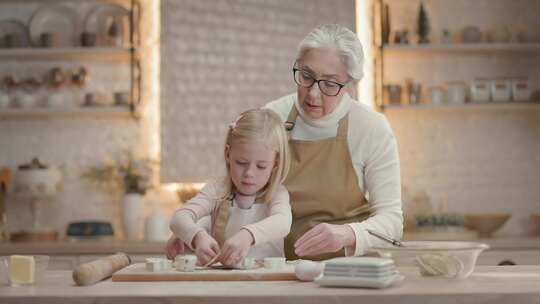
[1, 266, 540, 304]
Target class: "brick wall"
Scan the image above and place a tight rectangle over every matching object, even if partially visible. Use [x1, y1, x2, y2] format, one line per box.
[160, 0, 356, 182]
[386, 107, 540, 236]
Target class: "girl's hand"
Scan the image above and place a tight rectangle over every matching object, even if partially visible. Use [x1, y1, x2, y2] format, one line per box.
[193, 230, 221, 266]
[220, 229, 254, 266]
[294, 223, 355, 257]
[165, 235, 185, 260]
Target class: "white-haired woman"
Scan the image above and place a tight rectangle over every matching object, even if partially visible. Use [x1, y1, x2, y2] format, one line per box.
[167, 24, 402, 261]
[263, 24, 402, 260]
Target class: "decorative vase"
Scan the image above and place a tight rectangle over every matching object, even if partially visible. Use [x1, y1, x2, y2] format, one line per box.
[122, 193, 145, 240]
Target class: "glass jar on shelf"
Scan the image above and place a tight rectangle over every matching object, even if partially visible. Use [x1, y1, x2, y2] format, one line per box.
[491, 78, 511, 103]
[470, 78, 491, 103]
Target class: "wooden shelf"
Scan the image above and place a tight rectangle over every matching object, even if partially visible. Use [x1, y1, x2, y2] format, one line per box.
[0, 0, 131, 5]
[383, 43, 540, 53]
[0, 106, 134, 119]
[382, 101, 540, 111]
[0, 47, 132, 61]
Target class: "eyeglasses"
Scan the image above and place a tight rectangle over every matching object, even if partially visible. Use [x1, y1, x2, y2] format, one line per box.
[292, 67, 348, 96]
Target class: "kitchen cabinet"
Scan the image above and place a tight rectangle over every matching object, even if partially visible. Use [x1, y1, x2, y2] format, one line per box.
[373, 0, 540, 112]
[0, 0, 142, 119]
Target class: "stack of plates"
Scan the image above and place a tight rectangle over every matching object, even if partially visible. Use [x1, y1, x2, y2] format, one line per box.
[315, 257, 404, 288]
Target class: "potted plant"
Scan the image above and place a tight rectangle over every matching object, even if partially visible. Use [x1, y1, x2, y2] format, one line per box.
[82, 153, 158, 240]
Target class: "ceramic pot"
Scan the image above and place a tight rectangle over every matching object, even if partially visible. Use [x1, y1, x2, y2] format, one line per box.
[122, 193, 145, 240]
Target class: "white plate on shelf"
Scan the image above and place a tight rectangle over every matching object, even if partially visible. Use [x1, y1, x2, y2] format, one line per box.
[28, 4, 82, 47]
[0, 20, 30, 47]
[83, 3, 130, 47]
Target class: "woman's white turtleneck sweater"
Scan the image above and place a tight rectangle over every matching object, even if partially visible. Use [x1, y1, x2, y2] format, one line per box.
[264, 93, 403, 256]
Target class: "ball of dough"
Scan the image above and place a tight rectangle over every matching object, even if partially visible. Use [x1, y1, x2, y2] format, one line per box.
[295, 260, 324, 281]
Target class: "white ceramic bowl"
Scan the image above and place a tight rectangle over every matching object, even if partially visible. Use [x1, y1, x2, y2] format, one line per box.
[372, 241, 489, 279]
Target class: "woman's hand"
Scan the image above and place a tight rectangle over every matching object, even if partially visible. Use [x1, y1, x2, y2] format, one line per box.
[294, 223, 355, 257]
[165, 235, 185, 260]
[220, 229, 254, 266]
[193, 230, 221, 266]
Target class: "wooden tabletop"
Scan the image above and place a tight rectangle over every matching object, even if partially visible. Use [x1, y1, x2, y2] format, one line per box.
[1, 266, 540, 304]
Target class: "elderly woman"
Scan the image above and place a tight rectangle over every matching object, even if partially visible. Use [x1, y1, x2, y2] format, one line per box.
[167, 24, 402, 261]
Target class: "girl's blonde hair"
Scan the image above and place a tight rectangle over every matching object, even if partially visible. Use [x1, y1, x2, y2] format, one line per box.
[222, 108, 290, 204]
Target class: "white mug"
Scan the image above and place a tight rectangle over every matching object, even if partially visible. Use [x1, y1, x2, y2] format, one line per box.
[175, 255, 197, 272]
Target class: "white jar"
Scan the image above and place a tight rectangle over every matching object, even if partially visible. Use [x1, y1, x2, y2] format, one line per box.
[470, 79, 491, 103]
[18, 92, 35, 108]
[511, 78, 530, 102]
[491, 78, 511, 102]
[428, 86, 445, 105]
[46, 93, 64, 108]
[446, 82, 467, 104]
[122, 193, 145, 241]
[0, 91, 10, 108]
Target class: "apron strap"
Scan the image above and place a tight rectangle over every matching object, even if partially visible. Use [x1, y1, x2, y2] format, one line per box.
[285, 106, 298, 133]
[336, 113, 349, 139]
[284, 103, 349, 138]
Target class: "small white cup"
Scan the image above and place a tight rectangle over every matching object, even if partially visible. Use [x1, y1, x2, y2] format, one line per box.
[175, 255, 197, 272]
[234, 257, 256, 269]
[263, 257, 286, 269]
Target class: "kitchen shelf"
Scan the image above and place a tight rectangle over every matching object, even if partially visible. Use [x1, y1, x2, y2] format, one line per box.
[0, 106, 134, 119]
[0, 47, 132, 61]
[0, 0, 131, 4]
[383, 43, 540, 53]
[382, 101, 540, 111]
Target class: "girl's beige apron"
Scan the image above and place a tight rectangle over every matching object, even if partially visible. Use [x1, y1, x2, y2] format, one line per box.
[283, 106, 370, 260]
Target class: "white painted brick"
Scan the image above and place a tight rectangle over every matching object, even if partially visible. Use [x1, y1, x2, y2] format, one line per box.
[160, 0, 356, 182]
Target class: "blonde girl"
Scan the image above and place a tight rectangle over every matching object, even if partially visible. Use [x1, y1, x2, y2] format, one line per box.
[169, 108, 291, 266]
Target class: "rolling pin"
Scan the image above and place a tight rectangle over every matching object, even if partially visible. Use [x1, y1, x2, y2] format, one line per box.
[73, 252, 131, 286]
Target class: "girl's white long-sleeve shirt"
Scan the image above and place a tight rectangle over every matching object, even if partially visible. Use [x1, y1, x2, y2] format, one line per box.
[264, 93, 403, 256]
[170, 182, 292, 259]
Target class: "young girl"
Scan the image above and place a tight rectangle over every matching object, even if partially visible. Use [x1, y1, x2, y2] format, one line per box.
[169, 109, 291, 267]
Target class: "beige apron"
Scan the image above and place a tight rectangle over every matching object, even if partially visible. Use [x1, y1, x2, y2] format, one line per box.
[211, 194, 264, 247]
[283, 106, 371, 261]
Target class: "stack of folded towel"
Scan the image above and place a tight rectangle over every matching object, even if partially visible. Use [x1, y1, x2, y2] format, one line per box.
[315, 257, 403, 288]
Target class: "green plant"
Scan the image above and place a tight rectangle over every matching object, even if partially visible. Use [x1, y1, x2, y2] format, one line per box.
[82, 153, 158, 195]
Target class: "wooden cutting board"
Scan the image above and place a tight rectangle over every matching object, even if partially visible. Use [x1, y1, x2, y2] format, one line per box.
[112, 263, 297, 281]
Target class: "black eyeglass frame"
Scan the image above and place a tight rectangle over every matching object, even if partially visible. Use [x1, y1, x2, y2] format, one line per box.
[292, 67, 349, 97]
